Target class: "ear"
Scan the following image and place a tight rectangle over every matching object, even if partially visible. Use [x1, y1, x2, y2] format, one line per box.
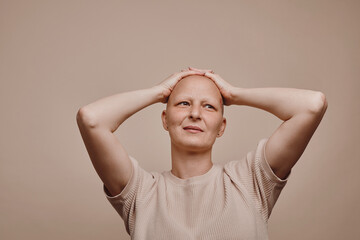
[161, 110, 168, 131]
[217, 117, 227, 138]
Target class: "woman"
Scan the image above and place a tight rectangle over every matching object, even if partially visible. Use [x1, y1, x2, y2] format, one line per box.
[76, 67, 327, 239]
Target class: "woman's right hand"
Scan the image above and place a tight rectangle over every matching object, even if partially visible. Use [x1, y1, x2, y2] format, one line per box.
[156, 68, 212, 103]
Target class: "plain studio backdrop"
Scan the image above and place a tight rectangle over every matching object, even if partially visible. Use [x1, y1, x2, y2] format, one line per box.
[1, 0, 359, 239]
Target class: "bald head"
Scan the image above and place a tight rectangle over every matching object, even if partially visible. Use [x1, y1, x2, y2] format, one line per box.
[167, 75, 224, 115]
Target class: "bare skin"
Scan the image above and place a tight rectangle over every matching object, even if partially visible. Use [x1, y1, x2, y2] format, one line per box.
[163, 67, 328, 179]
[161, 75, 226, 179]
[76, 68, 213, 196]
[76, 66, 327, 197]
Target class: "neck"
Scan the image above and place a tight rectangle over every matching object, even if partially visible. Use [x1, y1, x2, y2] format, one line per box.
[170, 143, 213, 179]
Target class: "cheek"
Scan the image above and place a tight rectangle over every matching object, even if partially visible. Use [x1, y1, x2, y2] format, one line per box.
[205, 113, 223, 127]
[209, 119, 224, 135]
[167, 110, 187, 122]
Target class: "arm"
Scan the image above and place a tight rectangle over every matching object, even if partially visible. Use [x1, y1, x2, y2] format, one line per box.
[230, 87, 328, 179]
[76, 69, 206, 196]
[195, 68, 328, 180]
[77, 87, 163, 132]
[76, 87, 163, 197]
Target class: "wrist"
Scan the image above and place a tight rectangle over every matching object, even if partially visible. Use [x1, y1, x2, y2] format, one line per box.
[151, 85, 167, 103]
[229, 87, 245, 106]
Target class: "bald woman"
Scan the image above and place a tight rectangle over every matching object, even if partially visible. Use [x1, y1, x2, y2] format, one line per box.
[76, 67, 327, 239]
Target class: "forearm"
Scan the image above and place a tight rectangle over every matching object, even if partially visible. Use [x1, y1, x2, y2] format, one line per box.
[231, 87, 326, 121]
[77, 86, 163, 132]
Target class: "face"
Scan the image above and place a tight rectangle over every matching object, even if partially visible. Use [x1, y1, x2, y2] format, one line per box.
[161, 75, 226, 152]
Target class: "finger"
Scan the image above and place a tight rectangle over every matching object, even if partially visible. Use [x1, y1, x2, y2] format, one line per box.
[204, 71, 215, 78]
[204, 72, 219, 83]
[189, 66, 209, 71]
[189, 67, 213, 72]
[178, 70, 205, 78]
[189, 67, 214, 73]
[180, 69, 202, 74]
[191, 69, 213, 75]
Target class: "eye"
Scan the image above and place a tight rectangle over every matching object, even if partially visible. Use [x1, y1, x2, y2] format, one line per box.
[205, 104, 215, 109]
[178, 101, 189, 106]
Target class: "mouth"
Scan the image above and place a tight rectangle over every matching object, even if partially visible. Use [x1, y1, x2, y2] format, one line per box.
[183, 125, 203, 133]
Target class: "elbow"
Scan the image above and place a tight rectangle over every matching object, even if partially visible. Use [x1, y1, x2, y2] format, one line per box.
[309, 91, 328, 114]
[76, 107, 98, 128]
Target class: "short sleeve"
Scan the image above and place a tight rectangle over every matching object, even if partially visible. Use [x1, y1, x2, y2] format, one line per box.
[224, 138, 291, 223]
[102, 155, 157, 235]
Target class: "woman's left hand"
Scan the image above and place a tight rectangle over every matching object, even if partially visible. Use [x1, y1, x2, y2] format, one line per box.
[188, 67, 236, 106]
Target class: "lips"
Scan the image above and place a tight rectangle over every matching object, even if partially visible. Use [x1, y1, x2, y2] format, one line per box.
[183, 125, 203, 132]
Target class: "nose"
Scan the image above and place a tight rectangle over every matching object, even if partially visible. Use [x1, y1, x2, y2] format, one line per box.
[189, 104, 201, 120]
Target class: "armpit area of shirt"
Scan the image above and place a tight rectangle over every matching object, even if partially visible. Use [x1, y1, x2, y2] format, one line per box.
[259, 138, 291, 184]
[102, 155, 137, 201]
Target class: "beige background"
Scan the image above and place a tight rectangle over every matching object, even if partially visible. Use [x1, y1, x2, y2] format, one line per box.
[1, 0, 359, 239]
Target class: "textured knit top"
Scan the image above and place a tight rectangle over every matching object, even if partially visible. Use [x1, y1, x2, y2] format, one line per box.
[103, 138, 291, 239]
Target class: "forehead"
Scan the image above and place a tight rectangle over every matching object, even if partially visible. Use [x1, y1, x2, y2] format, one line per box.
[170, 75, 221, 101]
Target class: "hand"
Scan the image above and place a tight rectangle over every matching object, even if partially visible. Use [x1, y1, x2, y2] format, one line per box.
[156, 68, 207, 103]
[187, 66, 214, 74]
[202, 71, 236, 106]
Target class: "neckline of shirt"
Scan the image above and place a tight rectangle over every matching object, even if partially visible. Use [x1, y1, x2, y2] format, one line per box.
[165, 163, 219, 186]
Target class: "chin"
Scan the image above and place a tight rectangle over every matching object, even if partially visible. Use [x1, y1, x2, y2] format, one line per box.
[175, 140, 213, 152]
[169, 132, 216, 151]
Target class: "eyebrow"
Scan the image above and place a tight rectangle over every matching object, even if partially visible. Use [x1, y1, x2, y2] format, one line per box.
[174, 95, 219, 103]
[173, 95, 223, 108]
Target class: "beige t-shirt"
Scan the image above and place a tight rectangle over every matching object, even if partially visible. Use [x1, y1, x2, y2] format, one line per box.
[103, 138, 291, 239]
